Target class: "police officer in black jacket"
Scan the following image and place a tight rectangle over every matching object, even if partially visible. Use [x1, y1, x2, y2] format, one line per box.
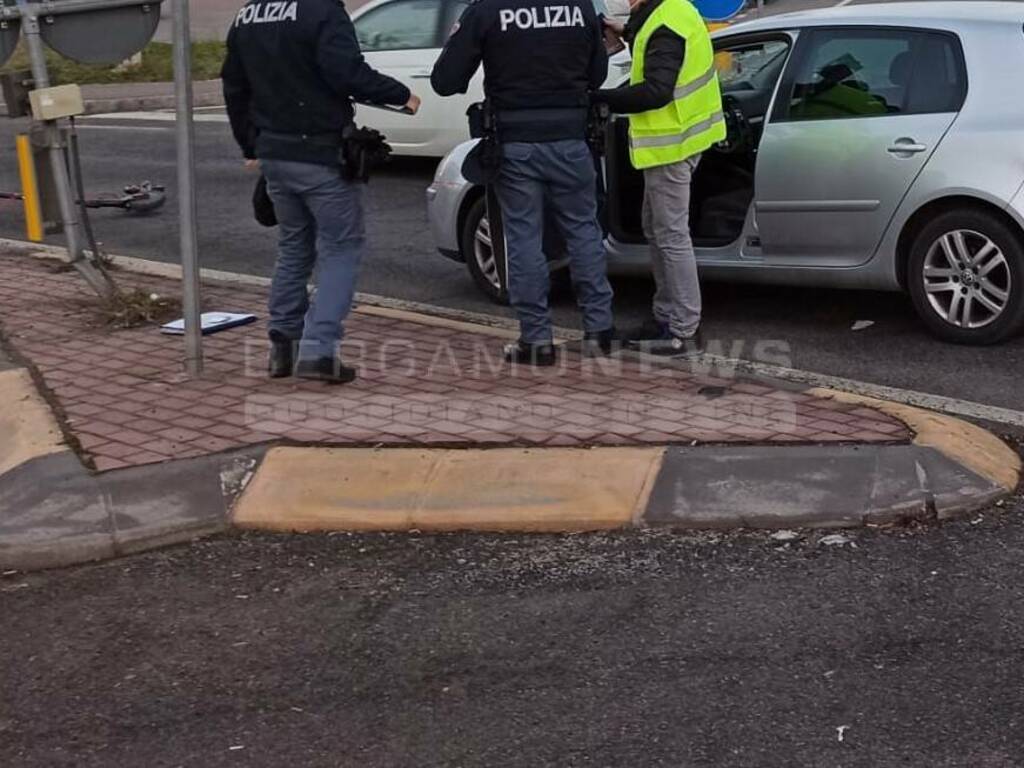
[431, 0, 617, 366]
[222, 0, 419, 384]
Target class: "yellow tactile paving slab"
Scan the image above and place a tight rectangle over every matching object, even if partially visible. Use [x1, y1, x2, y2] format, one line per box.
[232, 446, 665, 533]
[0, 368, 66, 477]
[811, 388, 1021, 492]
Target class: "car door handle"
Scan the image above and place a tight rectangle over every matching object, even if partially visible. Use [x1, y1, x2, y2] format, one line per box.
[410, 71, 432, 79]
[887, 139, 928, 155]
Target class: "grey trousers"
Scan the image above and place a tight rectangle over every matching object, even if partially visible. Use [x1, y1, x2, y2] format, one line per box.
[495, 140, 615, 344]
[262, 159, 365, 362]
[642, 155, 702, 338]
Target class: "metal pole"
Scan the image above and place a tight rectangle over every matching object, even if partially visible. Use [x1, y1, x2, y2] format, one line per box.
[172, 0, 203, 376]
[17, 2, 114, 298]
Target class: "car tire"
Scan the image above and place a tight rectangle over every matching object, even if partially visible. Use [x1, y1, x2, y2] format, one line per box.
[907, 208, 1024, 345]
[460, 196, 574, 306]
[462, 197, 509, 305]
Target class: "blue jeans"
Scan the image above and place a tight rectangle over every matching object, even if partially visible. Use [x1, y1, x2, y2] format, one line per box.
[261, 159, 365, 362]
[495, 140, 615, 344]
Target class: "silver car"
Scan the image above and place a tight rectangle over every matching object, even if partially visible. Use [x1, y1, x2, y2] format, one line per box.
[427, 1, 1024, 345]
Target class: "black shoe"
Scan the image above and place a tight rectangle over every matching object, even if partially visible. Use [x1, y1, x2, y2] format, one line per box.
[631, 328, 705, 358]
[504, 341, 558, 367]
[294, 357, 358, 384]
[625, 318, 672, 344]
[268, 330, 295, 379]
[583, 327, 623, 356]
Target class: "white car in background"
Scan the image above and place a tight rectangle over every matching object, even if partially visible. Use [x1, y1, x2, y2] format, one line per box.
[351, 0, 629, 156]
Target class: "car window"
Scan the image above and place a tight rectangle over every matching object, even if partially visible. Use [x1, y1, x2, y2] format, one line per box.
[355, 0, 443, 52]
[904, 33, 966, 114]
[784, 28, 966, 121]
[718, 40, 790, 93]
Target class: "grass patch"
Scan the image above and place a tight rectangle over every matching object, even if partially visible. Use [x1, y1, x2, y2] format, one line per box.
[0, 41, 226, 85]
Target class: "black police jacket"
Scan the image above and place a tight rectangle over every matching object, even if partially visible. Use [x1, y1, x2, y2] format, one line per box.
[222, 0, 410, 166]
[431, 0, 609, 143]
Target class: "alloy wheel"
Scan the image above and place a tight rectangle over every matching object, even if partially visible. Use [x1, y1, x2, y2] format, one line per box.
[922, 229, 1011, 329]
[473, 214, 501, 292]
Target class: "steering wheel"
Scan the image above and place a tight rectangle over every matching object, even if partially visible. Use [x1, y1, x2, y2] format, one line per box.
[715, 94, 754, 155]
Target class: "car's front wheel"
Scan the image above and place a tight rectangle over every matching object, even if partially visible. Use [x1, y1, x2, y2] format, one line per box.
[462, 197, 508, 304]
[907, 208, 1024, 345]
[461, 196, 576, 306]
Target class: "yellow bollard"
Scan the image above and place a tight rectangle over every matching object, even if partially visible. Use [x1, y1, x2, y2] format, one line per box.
[15, 134, 44, 243]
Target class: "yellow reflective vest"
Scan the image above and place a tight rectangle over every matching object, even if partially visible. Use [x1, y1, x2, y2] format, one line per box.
[628, 0, 727, 170]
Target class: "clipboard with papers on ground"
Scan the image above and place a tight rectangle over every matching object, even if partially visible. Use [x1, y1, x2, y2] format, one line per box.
[160, 313, 257, 336]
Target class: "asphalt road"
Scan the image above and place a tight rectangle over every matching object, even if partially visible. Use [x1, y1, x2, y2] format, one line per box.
[2, 474, 1023, 767]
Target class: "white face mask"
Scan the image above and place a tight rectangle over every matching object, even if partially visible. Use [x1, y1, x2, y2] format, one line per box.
[603, 0, 633, 18]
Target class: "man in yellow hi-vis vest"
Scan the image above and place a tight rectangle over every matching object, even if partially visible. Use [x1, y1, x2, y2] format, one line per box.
[594, 0, 725, 356]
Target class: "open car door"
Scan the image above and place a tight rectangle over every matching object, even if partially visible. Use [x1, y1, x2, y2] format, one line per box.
[602, 34, 794, 252]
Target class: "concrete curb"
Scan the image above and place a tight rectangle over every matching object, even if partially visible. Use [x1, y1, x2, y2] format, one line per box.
[1, 80, 224, 118]
[5, 418, 1011, 573]
[3, 240, 549, 340]
[81, 89, 225, 116]
[231, 437, 1016, 536]
[810, 388, 1022, 494]
[0, 444, 258, 572]
[0, 371, 1017, 572]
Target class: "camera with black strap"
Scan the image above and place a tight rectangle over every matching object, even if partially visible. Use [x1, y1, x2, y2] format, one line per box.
[339, 124, 393, 184]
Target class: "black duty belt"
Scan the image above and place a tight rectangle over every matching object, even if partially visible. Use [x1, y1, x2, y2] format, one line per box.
[496, 107, 588, 125]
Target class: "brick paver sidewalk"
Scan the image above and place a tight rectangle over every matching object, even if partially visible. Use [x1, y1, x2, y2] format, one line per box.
[0, 253, 910, 471]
